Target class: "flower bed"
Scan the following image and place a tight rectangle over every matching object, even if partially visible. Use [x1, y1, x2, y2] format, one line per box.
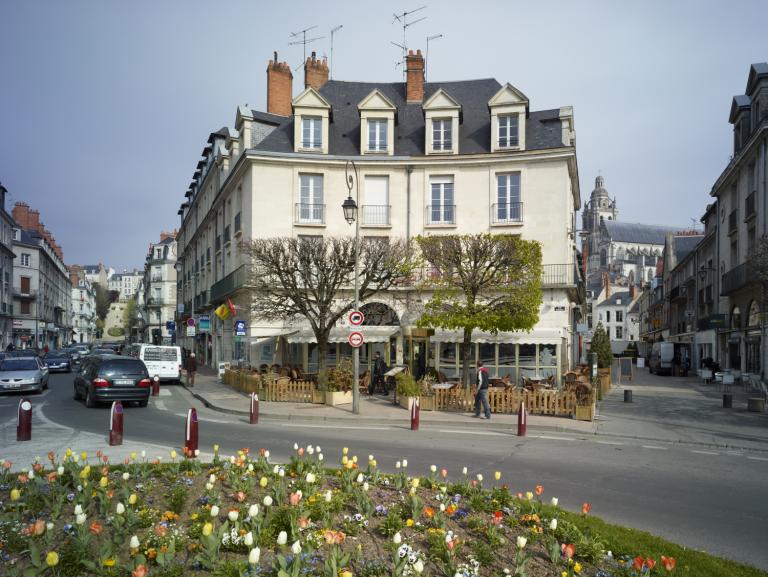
[0, 446, 721, 577]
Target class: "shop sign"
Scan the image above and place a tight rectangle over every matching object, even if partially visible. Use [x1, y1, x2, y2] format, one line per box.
[198, 315, 210, 332]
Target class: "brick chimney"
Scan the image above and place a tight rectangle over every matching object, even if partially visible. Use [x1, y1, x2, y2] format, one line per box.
[602, 271, 611, 298]
[304, 51, 329, 90]
[406, 49, 425, 103]
[629, 284, 637, 300]
[12, 202, 31, 229]
[159, 230, 177, 242]
[28, 209, 41, 232]
[267, 51, 293, 117]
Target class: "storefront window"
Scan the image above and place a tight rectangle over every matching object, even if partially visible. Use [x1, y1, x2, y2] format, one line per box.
[746, 338, 761, 374]
[498, 343, 516, 381]
[439, 342, 457, 377]
[479, 343, 495, 368]
[458, 343, 477, 374]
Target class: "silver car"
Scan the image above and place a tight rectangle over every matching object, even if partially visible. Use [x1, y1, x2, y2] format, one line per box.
[0, 357, 49, 394]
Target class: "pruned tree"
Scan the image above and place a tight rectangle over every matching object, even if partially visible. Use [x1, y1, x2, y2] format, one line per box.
[590, 322, 613, 369]
[122, 297, 138, 336]
[241, 236, 415, 388]
[93, 283, 111, 321]
[416, 233, 543, 388]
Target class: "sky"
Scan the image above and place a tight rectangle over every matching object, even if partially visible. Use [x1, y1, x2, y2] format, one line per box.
[1, 0, 766, 270]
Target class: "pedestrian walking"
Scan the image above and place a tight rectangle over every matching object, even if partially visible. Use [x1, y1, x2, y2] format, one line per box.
[370, 351, 388, 395]
[473, 361, 491, 419]
[185, 352, 197, 387]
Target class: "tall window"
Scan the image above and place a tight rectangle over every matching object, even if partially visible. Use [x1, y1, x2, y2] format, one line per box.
[363, 176, 390, 225]
[367, 119, 387, 152]
[606, 311, 611, 323]
[20, 253, 30, 267]
[432, 119, 452, 151]
[301, 117, 322, 149]
[429, 177, 455, 224]
[298, 174, 324, 223]
[616, 310, 623, 322]
[615, 326, 623, 339]
[498, 114, 519, 147]
[496, 173, 522, 222]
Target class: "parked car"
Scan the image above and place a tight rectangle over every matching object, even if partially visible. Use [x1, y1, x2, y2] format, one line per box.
[73, 355, 151, 407]
[43, 351, 72, 372]
[61, 348, 82, 366]
[127, 344, 182, 383]
[0, 357, 49, 394]
[649, 342, 675, 375]
[89, 348, 120, 357]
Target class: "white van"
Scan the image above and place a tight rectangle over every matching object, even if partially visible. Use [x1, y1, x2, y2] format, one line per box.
[130, 344, 182, 382]
[649, 342, 675, 375]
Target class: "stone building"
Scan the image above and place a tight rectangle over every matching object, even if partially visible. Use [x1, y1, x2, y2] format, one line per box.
[0, 184, 16, 349]
[68, 265, 97, 344]
[140, 232, 177, 345]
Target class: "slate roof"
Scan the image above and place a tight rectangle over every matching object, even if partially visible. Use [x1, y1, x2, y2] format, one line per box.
[603, 221, 684, 245]
[253, 79, 566, 156]
[596, 291, 633, 308]
[672, 235, 702, 262]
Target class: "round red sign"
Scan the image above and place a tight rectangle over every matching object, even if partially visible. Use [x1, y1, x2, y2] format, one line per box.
[348, 331, 364, 348]
[349, 310, 365, 326]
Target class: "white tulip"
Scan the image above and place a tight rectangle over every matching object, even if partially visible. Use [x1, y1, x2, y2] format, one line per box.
[244, 532, 254, 546]
[28, 469, 35, 479]
[195, 449, 200, 457]
[550, 518, 558, 531]
[76, 513, 86, 525]
[263, 496, 273, 507]
[74, 504, 83, 516]
[209, 474, 216, 484]
[396, 461, 401, 469]
[356, 473, 364, 484]
[430, 465, 437, 473]
[368, 454, 374, 461]
[130, 535, 140, 549]
[248, 504, 259, 518]
[291, 540, 301, 555]
[273, 465, 279, 474]
[57, 466, 64, 475]
[46, 522, 54, 532]
[248, 547, 260, 564]
[210, 505, 220, 517]
[324, 490, 332, 503]
[293, 443, 299, 450]
[296, 490, 303, 499]
[402, 459, 408, 468]
[551, 497, 559, 507]
[393, 532, 402, 544]
[116, 503, 125, 515]
[440, 503, 446, 512]
[318, 453, 324, 462]
[278, 468, 285, 478]
[228, 510, 239, 522]
[247, 464, 254, 472]
[205, 482, 214, 491]
[517, 535, 527, 549]
[462, 467, 468, 475]
[476, 474, 483, 482]
[414, 559, 424, 573]
[315, 446, 321, 453]
[306, 472, 316, 484]
[363, 482, 369, 492]
[307, 445, 315, 455]
[264, 450, 270, 459]
[276, 531, 287, 545]
[122, 472, 130, 481]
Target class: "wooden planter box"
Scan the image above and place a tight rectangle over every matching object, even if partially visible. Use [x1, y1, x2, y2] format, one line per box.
[575, 403, 595, 421]
[598, 371, 611, 394]
[398, 396, 433, 411]
[312, 390, 326, 404]
[326, 390, 353, 406]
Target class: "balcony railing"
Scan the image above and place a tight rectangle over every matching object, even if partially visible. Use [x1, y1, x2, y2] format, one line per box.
[295, 203, 326, 225]
[745, 191, 756, 220]
[541, 263, 576, 286]
[426, 204, 456, 225]
[234, 212, 241, 234]
[362, 205, 391, 226]
[210, 265, 248, 303]
[728, 210, 738, 234]
[151, 275, 163, 282]
[721, 262, 755, 295]
[146, 297, 166, 307]
[13, 287, 37, 299]
[491, 202, 523, 224]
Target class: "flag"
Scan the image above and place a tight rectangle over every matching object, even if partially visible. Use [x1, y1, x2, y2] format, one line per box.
[214, 303, 230, 320]
[227, 297, 237, 318]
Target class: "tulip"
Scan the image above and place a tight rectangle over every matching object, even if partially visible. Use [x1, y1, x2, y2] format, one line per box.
[263, 496, 273, 507]
[535, 484, 544, 496]
[264, 450, 270, 458]
[277, 531, 288, 545]
[209, 473, 216, 484]
[476, 474, 483, 482]
[74, 504, 83, 515]
[581, 502, 591, 515]
[550, 518, 558, 531]
[213, 444, 220, 454]
[291, 540, 301, 554]
[430, 465, 437, 473]
[130, 535, 140, 549]
[259, 476, 268, 488]
[293, 443, 299, 450]
[46, 522, 54, 532]
[440, 468, 448, 478]
[228, 509, 239, 522]
[248, 547, 260, 564]
[130, 451, 137, 460]
[80, 452, 88, 461]
[132, 565, 148, 577]
[411, 478, 420, 488]
[202, 522, 213, 536]
[352, 455, 358, 464]
[210, 505, 220, 517]
[46, 551, 59, 567]
[57, 466, 64, 475]
[116, 503, 125, 515]
[363, 482, 369, 492]
[440, 503, 446, 512]
[278, 468, 285, 477]
[141, 450, 146, 458]
[307, 445, 315, 455]
[128, 493, 137, 505]
[462, 466, 468, 475]
[99, 476, 108, 488]
[342, 447, 349, 455]
[393, 532, 402, 544]
[10, 488, 20, 501]
[396, 461, 401, 469]
[318, 453, 324, 462]
[526, 491, 533, 501]
[76, 513, 87, 525]
[122, 472, 130, 481]
[324, 490, 332, 503]
[244, 532, 254, 546]
[306, 472, 316, 484]
[170, 450, 177, 460]
[205, 483, 214, 491]
[402, 459, 408, 468]
[517, 535, 527, 549]
[356, 473, 364, 483]
[551, 497, 559, 507]
[494, 471, 501, 481]
[248, 504, 259, 518]
[660, 555, 676, 571]
[414, 559, 424, 573]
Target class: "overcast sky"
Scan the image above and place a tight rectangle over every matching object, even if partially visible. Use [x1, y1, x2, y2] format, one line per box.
[1, 0, 766, 270]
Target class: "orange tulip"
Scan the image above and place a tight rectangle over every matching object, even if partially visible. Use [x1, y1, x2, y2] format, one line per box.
[132, 564, 148, 577]
[632, 556, 645, 571]
[562, 543, 576, 559]
[423, 506, 434, 518]
[581, 502, 591, 515]
[440, 468, 448, 478]
[47, 451, 55, 462]
[535, 485, 544, 496]
[646, 557, 656, 570]
[33, 519, 46, 536]
[289, 492, 301, 506]
[89, 521, 103, 535]
[661, 556, 676, 571]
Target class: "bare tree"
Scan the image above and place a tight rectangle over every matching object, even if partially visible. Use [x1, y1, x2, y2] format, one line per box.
[240, 236, 414, 387]
[748, 234, 768, 337]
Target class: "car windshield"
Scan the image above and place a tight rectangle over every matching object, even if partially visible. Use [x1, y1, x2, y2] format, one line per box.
[0, 359, 39, 371]
[100, 360, 147, 378]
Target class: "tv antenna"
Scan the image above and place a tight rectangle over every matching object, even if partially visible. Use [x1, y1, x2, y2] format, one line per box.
[329, 24, 343, 79]
[289, 25, 325, 67]
[425, 33, 443, 82]
[391, 5, 427, 77]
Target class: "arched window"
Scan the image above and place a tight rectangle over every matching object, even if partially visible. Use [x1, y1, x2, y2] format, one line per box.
[600, 249, 607, 267]
[731, 306, 742, 329]
[748, 300, 760, 327]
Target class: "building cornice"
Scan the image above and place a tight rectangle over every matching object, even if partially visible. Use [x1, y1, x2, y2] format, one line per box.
[710, 122, 768, 196]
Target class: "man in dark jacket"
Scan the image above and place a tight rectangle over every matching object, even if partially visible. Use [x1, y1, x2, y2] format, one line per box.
[370, 351, 388, 395]
[185, 352, 197, 387]
[473, 361, 491, 419]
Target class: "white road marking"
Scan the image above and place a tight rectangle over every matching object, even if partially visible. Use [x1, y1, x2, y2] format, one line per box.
[746, 456, 768, 462]
[281, 423, 392, 431]
[642, 445, 668, 450]
[159, 389, 172, 397]
[596, 440, 624, 446]
[726, 451, 745, 456]
[154, 400, 167, 411]
[692, 450, 719, 456]
[535, 435, 576, 442]
[438, 429, 509, 436]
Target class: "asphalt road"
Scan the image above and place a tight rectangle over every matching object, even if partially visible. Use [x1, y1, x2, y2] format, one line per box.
[1, 372, 767, 569]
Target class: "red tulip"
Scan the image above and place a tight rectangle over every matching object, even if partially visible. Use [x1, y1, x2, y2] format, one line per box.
[132, 565, 148, 577]
[535, 485, 544, 496]
[581, 502, 591, 515]
[661, 556, 676, 571]
[440, 468, 448, 478]
[562, 543, 576, 559]
[633, 556, 645, 571]
[646, 557, 656, 570]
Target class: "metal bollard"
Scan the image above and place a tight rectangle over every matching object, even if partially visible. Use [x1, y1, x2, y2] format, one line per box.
[249, 393, 259, 424]
[624, 389, 633, 403]
[517, 400, 527, 436]
[152, 375, 160, 396]
[184, 408, 199, 456]
[109, 401, 124, 446]
[17, 398, 32, 442]
[723, 393, 733, 409]
[410, 397, 420, 431]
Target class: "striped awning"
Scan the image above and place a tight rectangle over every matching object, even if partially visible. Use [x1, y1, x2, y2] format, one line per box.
[286, 326, 400, 344]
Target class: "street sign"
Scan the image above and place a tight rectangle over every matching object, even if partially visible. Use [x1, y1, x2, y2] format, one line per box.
[166, 321, 176, 331]
[186, 317, 196, 327]
[349, 310, 365, 326]
[348, 331, 364, 348]
[198, 315, 210, 332]
[187, 326, 196, 337]
[234, 320, 247, 337]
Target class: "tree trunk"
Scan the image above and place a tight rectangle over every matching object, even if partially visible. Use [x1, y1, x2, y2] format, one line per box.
[316, 333, 329, 391]
[462, 327, 473, 389]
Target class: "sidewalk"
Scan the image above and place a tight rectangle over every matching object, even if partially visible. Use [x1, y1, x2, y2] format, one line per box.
[183, 373, 597, 435]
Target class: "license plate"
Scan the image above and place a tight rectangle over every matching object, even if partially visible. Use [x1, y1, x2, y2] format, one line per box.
[113, 379, 134, 385]
[3, 383, 20, 389]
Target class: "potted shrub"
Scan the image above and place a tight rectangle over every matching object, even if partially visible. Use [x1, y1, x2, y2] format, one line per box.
[325, 358, 353, 406]
[591, 323, 613, 394]
[417, 373, 436, 411]
[396, 370, 421, 410]
[574, 382, 595, 421]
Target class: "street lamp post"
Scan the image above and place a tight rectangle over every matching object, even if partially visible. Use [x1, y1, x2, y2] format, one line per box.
[342, 160, 361, 414]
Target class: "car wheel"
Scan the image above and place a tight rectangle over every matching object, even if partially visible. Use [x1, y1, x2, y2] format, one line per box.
[85, 387, 96, 408]
[43, 379, 48, 390]
[73, 384, 82, 400]
[138, 399, 148, 407]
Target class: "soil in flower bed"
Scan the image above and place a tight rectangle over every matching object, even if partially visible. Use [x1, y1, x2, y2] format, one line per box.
[0, 447, 703, 576]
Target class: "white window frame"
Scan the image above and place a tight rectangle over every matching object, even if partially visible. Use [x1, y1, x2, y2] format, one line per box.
[429, 177, 455, 225]
[298, 174, 324, 224]
[432, 118, 453, 151]
[495, 173, 522, 223]
[301, 117, 322, 149]
[367, 119, 388, 152]
[20, 253, 30, 267]
[498, 114, 519, 148]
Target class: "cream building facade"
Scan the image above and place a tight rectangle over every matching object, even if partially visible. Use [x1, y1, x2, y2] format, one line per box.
[176, 50, 583, 382]
[140, 234, 178, 345]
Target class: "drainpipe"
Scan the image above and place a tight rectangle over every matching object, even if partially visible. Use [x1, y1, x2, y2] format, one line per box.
[406, 165, 413, 242]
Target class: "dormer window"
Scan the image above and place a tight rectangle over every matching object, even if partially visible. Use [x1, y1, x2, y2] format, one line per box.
[432, 119, 453, 151]
[423, 89, 461, 155]
[301, 116, 322, 149]
[498, 114, 519, 148]
[367, 119, 388, 152]
[357, 90, 396, 156]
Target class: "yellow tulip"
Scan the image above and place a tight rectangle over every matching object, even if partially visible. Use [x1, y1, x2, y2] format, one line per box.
[103, 558, 116, 567]
[370, 459, 377, 468]
[342, 447, 349, 455]
[352, 456, 358, 464]
[340, 571, 352, 577]
[128, 493, 137, 505]
[259, 477, 268, 488]
[80, 452, 88, 461]
[65, 448, 73, 457]
[494, 471, 501, 481]
[411, 478, 420, 488]
[526, 491, 533, 501]
[170, 450, 177, 460]
[46, 551, 59, 567]
[10, 488, 21, 501]
[574, 562, 582, 574]
[345, 460, 354, 470]
[213, 444, 220, 454]
[130, 451, 137, 461]
[99, 476, 108, 488]
[341, 456, 348, 465]
[202, 522, 213, 536]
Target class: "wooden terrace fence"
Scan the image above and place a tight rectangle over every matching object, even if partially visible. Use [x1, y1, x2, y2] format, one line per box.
[433, 386, 579, 417]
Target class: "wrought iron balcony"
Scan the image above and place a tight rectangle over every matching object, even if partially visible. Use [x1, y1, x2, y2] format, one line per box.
[13, 287, 37, 299]
[294, 203, 326, 225]
[426, 204, 456, 225]
[541, 263, 576, 286]
[491, 202, 523, 224]
[210, 265, 248, 303]
[362, 205, 391, 226]
[721, 262, 755, 295]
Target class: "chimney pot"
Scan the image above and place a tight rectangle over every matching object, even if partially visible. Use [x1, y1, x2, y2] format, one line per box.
[406, 48, 425, 103]
[267, 51, 293, 116]
[304, 50, 329, 90]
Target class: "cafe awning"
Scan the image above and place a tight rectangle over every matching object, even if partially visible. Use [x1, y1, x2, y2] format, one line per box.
[432, 328, 564, 344]
[248, 327, 297, 345]
[286, 326, 400, 344]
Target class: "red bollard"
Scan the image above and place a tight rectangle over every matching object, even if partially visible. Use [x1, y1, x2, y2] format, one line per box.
[17, 398, 32, 442]
[517, 400, 527, 437]
[249, 393, 259, 424]
[109, 401, 124, 446]
[184, 408, 198, 457]
[152, 376, 160, 396]
[410, 397, 420, 431]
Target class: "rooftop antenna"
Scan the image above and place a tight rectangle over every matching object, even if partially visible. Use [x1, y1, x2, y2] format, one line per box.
[391, 5, 427, 78]
[329, 24, 343, 79]
[425, 33, 443, 82]
[289, 24, 325, 68]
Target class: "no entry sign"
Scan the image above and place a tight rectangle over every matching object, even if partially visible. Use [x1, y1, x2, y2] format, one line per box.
[348, 331, 364, 348]
[349, 310, 365, 326]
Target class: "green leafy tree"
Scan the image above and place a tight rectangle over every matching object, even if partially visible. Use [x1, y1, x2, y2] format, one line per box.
[416, 234, 543, 388]
[122, 297, 138, 336]
[590, 323, 613, 368]
[93, 283, 111, 321]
